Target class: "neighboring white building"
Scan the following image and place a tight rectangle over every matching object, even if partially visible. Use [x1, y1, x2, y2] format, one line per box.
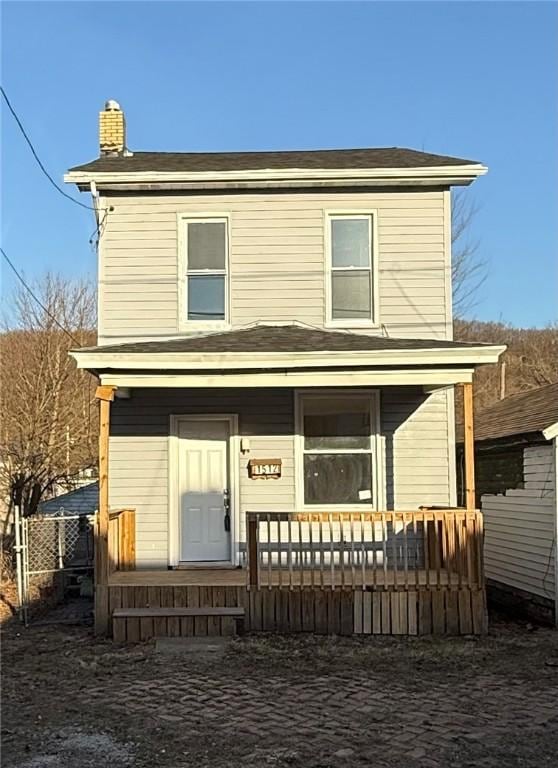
[472, 384, 558, 624]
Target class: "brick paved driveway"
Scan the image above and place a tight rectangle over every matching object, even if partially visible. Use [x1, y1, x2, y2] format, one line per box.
[2, 621, 558, 767]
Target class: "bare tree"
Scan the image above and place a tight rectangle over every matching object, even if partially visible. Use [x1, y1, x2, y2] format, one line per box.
[0, 273, 98, 522]
[454, 319, 558, 413]
[451, 190, 488, 318]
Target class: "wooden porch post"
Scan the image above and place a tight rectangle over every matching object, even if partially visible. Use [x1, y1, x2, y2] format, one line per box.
[95, 384, 116, 635]
[462, 381, 476, 511]
[247, 514, 259, 588]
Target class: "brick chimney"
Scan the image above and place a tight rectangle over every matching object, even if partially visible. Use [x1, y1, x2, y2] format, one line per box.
[99, 100, 126, 155]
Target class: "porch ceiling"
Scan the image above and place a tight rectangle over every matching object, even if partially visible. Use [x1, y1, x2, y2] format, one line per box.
[98, 368, 475, 388]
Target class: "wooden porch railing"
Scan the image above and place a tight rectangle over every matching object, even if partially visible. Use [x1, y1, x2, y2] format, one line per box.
[107, 508, 136, 572]
[246, 509, 484, 591]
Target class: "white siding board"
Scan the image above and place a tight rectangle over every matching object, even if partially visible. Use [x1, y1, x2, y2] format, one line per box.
[99, 190, 449, 344]
[505, 488, 556, 499]
[109, 388, 295, 566]
[482, 444, 556, 601]
[485, 563, 554, 597]
[110, 434, 169, 567]
[102, 282, 177, 291]
[382, 387, 451, 509]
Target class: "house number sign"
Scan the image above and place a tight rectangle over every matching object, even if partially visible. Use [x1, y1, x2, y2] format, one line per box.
[248, 458, 282, 479]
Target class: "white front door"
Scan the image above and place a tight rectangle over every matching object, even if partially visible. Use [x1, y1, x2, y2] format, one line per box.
[178, 418, 231, 562]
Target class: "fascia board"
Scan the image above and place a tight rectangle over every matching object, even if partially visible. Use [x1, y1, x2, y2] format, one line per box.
[70, 344, 506, 371]
[64, 164, 488, 187]
[543, 422, 558, 441]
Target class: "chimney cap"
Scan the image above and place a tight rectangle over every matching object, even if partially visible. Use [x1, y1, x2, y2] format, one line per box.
[104, 99, 121, 111]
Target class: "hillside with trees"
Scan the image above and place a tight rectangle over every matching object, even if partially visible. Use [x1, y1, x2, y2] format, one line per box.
[454, 319, 558, 413]
[0, 274, 97, 523]
[451, 190, 557, 413]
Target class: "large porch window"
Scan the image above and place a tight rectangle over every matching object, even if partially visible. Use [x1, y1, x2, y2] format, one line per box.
[297, 393, 379, 508]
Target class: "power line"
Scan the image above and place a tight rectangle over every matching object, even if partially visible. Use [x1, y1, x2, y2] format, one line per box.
[0, 247, 82, 347]
[89, 208, 110, 248]
[1, 85, 102, 214]
[2, 246, 96, 456]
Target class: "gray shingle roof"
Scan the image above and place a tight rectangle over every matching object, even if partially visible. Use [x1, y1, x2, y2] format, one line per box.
[38, 482, 99, 517]
[69, 147, 480, 174]
[471, 383, 558, 443]
[79, 325, 491, 355]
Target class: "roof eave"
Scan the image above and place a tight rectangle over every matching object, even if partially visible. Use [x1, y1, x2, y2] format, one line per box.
[64, 164, 488, 191]
[543, 421, 558, 441]
[69, 344, 506, 372]
[458, 430, 548, 446]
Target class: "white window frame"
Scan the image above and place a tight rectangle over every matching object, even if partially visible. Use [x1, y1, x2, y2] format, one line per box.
[177, 213, 231, 331]
[294, 389, 384, 512]
[324, 210, 380, 329]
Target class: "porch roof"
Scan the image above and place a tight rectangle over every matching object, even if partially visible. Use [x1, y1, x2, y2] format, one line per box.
[73, 323, 504, 371]
[72, 325, 504, 388]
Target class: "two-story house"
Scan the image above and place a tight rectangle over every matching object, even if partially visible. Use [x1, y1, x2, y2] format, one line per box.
[66, 101, 504, 639]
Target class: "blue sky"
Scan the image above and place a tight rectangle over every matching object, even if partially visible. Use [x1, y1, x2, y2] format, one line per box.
[2, 1, 557, 327]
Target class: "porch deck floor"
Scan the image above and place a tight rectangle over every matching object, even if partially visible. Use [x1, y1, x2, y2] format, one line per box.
[109, 567, 461, 588]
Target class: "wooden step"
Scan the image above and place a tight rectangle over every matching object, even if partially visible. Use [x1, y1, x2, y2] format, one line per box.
[111, 606, 245, 642]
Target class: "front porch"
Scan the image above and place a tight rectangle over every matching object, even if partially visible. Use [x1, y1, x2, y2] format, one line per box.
[106, 508, 486, 640]
[75, 324, 503, 639]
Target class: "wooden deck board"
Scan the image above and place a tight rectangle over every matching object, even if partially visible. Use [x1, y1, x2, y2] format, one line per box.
[109, 567, 459, 588]
[113, 607, 245, 618]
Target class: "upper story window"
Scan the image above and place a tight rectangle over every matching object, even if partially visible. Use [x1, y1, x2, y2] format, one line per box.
[326, 213, 377, 327]
[181, 217, 229, 326]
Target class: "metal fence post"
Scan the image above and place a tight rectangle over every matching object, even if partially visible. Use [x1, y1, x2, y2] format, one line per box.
[57, 519, 65, 570]
[13, 504, 25, 623]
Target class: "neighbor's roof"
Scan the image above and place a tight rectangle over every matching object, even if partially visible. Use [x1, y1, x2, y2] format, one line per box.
[472, 383, 558, 443]
[77, 324, 493, 356]
[68, 147, 480, 174]
[38, 482, 99, 517]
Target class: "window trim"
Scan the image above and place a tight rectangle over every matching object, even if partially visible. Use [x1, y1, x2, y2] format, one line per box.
[294, 389, 384, 512]
[324, 210, 380, 329]
[177, 213, 231, 330]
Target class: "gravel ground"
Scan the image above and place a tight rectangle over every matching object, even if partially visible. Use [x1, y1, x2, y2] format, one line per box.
[2, 615, 558, 767]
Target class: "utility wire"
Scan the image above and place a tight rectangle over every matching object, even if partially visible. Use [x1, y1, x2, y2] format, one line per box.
[89, 208, 110, 247]
[1, 85, 103, 213]
[1, 247, 82, 347]
[1, 90, 96, 444]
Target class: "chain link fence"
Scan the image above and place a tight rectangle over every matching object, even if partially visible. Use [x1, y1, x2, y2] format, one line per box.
[26, 515, 94, 574]
[14, 508, 96, 624]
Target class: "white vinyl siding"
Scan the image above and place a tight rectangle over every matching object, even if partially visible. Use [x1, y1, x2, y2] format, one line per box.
[109, 386, 453, 568]
[109, 388, 295, 568]
[381, 387, 453, 508]
[482, 445, 556, 601]
[109, 435, 169, 566]
[98, 190, 450, 344]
